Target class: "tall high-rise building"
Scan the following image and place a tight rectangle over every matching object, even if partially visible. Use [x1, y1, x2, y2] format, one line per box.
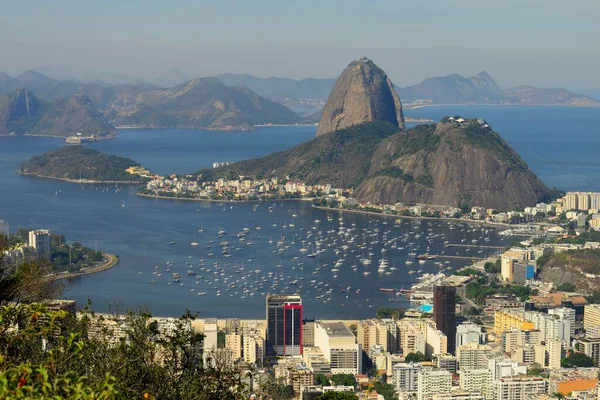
[28, 229, 52, 260]
[434, 285, 456, 354]
[266, 294, 302, 356]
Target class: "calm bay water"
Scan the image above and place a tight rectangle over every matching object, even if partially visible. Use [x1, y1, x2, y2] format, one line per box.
[1, 106, 599, 318]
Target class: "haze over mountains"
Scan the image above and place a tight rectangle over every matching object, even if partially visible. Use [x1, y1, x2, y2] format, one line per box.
[0, 89, 115, 138]
[0, 70, 302, 135]
[219, 70, 600, 109]
[0, 63, 598, 138]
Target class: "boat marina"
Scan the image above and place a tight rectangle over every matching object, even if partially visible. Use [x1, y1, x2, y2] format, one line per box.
[129, 200, 510, 317]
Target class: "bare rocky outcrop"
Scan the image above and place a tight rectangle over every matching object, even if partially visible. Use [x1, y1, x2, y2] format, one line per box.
[316, 57, 404, 136]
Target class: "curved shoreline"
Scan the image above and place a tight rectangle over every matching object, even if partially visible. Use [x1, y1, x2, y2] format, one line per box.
[136, 192, 313, 203]
[20, 133, 117, 141]
[19, 172, 141, 185]
[311, 205, 511, 227]
[137, 193, 510, 227]
[45, 253, 119, 282]
[405, 102, 600, 110]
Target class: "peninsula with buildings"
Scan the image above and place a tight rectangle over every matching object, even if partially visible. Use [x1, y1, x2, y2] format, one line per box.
[1, 221, 117, 279]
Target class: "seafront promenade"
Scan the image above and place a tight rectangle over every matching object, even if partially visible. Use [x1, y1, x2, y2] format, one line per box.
[45, 253, 119, 282]
[311, 205, 512, 227]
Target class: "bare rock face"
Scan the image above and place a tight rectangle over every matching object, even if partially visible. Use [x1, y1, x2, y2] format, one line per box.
[316, 57, 404, 136]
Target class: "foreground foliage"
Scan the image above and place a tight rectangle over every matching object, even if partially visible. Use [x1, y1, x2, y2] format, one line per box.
[0, 304, 245, 399]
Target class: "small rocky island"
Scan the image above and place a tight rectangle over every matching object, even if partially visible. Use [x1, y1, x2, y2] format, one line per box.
[20, 146, 147, 183]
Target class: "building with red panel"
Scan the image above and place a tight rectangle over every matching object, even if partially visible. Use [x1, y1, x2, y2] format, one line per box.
[266, 294, 302, 356]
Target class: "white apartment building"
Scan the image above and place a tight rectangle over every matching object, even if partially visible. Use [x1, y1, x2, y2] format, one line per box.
[523, 311, 571, 343]
[393, 362, 422, 392]
[456, 322, 485, 349]
[314, 321, 361, 374]
[459, 368, 492, 399]
[225, 333, 242, 360]
[578, 337, 600, 367]
[243, 332, 265, 365]
[357, 318, 399, 354]
[417, 368, 452, 400]
[492, 376, 547, 400]
[488, 358, 527, 380]
[548, 308, 576, 339]
[546, 340, 565, 370]
[426, 324, 448, 358]
[584, 304, 600, 331]
[457, 343, 492, 370]
[28, 229, 52, 260]
[399, 320, 427, 355]
[204, 318, 218, 351]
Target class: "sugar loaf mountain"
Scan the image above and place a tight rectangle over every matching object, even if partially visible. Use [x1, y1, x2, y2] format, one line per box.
[200, 57, 549, 211]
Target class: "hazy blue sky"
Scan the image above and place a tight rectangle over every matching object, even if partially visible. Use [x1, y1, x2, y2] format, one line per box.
[1, 0, 599, 89]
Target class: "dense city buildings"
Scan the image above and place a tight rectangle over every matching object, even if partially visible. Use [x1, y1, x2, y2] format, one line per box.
[16, 282, 600, 400]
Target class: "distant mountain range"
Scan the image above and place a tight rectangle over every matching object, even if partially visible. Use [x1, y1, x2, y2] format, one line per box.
[0, 71, 302, 135]
[0, 89, 115, 138]
[217, 71, 600, 108]
[112, 77, 301, 130]
[0, 67, 597, 139]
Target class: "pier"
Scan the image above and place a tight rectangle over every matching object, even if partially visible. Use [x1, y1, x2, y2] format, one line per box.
[432, 254, 486, 261]
[445, 243, 504, 249]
